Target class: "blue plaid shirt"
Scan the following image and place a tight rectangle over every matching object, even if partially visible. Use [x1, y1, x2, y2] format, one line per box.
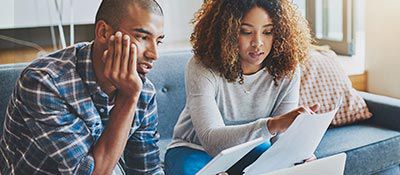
[0, 42, 164, 175]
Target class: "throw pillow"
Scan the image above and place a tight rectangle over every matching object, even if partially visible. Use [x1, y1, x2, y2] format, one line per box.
[299, 48, 372, 126]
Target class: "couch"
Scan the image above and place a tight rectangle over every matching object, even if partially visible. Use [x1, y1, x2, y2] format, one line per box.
[1, 50, 399, 175]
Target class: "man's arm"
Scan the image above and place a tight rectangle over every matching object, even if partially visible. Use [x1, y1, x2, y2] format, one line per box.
[91, 32, 143, 174]
[124, 94, 164, 175]
[17, 70, 97, 174]
[17, 33, 141, 174]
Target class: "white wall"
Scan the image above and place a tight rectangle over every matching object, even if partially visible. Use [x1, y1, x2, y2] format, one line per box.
[0, 0, 101, 29]
[0, 0, 202, 51]
[160, 0, 203, 51]
[365, 0, 400, 98]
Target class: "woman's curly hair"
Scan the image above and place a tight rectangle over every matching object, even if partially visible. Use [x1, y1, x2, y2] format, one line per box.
[191, 0, 312, 83]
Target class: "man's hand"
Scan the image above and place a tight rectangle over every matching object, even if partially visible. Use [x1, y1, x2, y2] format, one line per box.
[267, 104, 320, 134]
[102, 31, 143, 101]
[92, 32, 143, 174]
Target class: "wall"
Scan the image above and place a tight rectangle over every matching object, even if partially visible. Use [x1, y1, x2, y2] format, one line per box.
[0, 0, 101, 29]
[0, 0, 203, 52]
[160, 0, 203, 51]
[365, 0, 400, 98]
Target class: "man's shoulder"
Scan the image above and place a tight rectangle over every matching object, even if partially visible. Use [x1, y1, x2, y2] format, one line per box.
[23, 43, 90, 80]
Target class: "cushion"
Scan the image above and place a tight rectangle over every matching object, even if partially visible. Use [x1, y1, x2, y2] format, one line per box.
[315, 124, 400, 174]
[299, 48, 372, 126]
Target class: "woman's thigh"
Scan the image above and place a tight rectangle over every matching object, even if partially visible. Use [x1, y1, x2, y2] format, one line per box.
[164, 146, 212, 175]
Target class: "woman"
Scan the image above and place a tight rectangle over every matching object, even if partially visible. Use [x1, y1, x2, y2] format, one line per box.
[165, 0, 316, 174]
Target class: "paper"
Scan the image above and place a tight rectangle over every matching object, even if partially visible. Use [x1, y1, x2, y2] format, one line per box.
[244, 100, 341, 175]
[264, 153, 346, 175]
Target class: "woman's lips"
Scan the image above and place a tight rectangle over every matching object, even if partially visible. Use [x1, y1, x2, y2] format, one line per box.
[249, 51, 265, 59]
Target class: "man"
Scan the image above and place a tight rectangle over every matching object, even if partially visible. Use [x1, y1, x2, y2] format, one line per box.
[0, 0, 165, 174]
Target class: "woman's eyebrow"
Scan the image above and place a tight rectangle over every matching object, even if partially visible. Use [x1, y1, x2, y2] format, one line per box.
[241, 23, 273, 28]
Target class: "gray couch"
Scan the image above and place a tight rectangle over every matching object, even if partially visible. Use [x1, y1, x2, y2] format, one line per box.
[1, 50, 400, 175]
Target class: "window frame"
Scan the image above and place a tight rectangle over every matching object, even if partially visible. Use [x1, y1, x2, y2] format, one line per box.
[306, 0, 355, 56]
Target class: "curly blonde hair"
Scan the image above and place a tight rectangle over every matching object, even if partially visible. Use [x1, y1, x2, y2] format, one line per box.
[191, 0, 312, 83]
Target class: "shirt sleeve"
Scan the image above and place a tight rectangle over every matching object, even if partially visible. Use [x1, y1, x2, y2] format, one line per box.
[186, 58, 273, 156]
[123, 93, 164, 175]
[17, 70, 95, 175]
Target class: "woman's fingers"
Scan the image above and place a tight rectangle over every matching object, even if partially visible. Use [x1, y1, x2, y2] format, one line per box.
[309, 103, 320, 113]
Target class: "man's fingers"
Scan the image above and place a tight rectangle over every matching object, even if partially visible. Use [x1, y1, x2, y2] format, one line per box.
[103, 35, 115, 63]
[103, 50, 110, 67]
[112, 31, 123, 75]
[104, 35, 114, 72]
[129, 43, 138, 74]
[120, 34, 130, 75]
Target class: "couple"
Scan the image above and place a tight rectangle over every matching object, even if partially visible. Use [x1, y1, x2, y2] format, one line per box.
[0, 0, 316, 174]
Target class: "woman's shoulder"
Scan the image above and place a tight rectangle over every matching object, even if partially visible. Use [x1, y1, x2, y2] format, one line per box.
[187, 56, 219, 78]
[272, 64, 301, 87]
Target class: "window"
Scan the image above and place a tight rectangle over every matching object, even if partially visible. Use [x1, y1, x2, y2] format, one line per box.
[294, 0, 355, 56]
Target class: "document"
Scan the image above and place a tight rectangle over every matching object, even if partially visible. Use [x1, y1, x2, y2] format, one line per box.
[244, 100, 341, 174]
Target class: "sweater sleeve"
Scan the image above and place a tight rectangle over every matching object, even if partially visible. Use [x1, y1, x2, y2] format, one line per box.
[185, 58, 274, 156]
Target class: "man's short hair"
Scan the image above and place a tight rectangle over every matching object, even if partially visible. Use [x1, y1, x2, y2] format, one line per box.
[95, 0, 163, 29]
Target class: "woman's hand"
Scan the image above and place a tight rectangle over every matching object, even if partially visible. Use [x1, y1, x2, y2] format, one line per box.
[295, 154, 317, 165]
[267, 104, 320, 134]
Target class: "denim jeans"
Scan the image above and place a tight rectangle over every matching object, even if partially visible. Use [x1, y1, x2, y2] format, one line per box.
[164, 141, 271, 175]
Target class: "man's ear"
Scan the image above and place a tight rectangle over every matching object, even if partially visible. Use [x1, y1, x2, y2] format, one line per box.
[95, 20, 113, 44]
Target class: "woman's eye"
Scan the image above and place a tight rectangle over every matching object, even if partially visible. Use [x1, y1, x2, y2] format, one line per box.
[264, 31, 273, 35]
[240, 30, 252, 35]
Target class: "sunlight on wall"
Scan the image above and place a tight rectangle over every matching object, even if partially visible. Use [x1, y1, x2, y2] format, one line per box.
[365, 0, 400, 98]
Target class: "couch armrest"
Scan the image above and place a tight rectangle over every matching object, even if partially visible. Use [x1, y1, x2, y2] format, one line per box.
[359, 91, 400, 131]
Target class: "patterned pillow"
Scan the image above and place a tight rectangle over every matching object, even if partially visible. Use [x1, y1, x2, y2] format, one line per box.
[299, 48, 372, 126]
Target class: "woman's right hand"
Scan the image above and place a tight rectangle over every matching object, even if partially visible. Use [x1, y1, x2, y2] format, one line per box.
[267, 104, 320, 134]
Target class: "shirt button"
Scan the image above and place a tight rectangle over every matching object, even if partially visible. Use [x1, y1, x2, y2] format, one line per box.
[99, 108, 105, 113]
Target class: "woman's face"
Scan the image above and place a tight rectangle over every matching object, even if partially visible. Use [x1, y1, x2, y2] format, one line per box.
[238, 6, 274, 74]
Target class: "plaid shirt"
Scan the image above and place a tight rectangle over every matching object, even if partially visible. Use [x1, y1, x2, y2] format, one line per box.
[0, 42, 164, 175]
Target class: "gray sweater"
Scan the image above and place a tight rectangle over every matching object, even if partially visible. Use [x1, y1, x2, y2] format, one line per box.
[168, 57, 300, 156]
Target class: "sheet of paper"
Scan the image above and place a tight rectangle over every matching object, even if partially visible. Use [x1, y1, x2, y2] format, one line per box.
[244, 104, 340, 175]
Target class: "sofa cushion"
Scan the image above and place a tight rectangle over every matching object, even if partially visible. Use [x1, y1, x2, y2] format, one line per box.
[0, 63, 28, 132]
[148, 50, 193, 139]
[299, 48, 372, 126]
[316, 124, 400, 175]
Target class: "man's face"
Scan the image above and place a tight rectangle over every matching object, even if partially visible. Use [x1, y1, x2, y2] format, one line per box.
[116, 4, 164, 75]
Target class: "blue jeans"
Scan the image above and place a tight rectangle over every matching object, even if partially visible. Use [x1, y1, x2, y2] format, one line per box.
[164, 142, 271, 175]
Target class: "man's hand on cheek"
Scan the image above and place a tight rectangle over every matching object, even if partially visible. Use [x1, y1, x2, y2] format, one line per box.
[102, 31, 143, 101]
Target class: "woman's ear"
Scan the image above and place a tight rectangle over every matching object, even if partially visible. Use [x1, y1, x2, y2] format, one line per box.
[95, 20, 112, 44]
